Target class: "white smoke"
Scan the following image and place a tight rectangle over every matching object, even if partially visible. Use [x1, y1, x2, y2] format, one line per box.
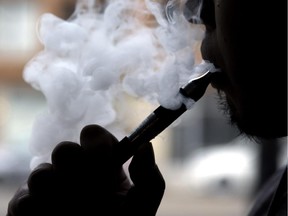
[24, 0, 215, 169]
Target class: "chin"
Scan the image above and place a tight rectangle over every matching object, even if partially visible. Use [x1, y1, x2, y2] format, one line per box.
[235, 121, 287, 142]
[236, 116, 287, 141]
[216, 92, 287, 141]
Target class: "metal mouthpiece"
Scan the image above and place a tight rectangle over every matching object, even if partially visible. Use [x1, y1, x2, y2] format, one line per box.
[180, 70, 212, 102]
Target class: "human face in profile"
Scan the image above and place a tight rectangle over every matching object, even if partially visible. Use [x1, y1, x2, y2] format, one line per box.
[188, 0, 287, 139]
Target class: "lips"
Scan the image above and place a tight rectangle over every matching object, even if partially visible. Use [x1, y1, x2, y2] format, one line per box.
[209, 70, 229, 92]
[200, 32, 229, 92]
[201, 50, 228, 91]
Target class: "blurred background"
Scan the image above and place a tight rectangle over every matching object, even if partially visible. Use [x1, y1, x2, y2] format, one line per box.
[0, 0, 286, 215]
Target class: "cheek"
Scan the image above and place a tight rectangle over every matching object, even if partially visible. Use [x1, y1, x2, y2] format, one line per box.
[214, 10, 242, 89]
[200, 31, 224, 68]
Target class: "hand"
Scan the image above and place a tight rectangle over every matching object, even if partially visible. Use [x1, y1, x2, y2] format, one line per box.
[7, 124, 165, 216]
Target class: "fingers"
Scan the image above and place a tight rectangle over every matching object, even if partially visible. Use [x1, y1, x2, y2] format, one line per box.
[80, 125, 122, 177]
[80, 124, 118, 153]
[27, 163, 55, 196]
[7, 185, 33, 216]
[8, 163, 55, 216]
[51, 141, 83, 174]
[8, 124, 133, 216]
[80, 124, 129, 190]
[79, 125, 133, 214]
[126, 142, 165, 216]
[129, 142, 165, 192]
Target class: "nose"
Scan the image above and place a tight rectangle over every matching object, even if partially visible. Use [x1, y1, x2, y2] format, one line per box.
[200, 0, 216, 31]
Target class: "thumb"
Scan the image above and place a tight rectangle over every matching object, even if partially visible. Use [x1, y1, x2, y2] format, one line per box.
[126, 142, 165, 216]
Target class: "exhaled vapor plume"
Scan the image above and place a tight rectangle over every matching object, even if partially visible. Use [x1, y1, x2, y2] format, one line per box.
[24, 0, 212, 169]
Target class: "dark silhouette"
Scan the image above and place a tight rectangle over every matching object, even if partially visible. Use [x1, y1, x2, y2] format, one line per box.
[7, 0, 287, 215]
